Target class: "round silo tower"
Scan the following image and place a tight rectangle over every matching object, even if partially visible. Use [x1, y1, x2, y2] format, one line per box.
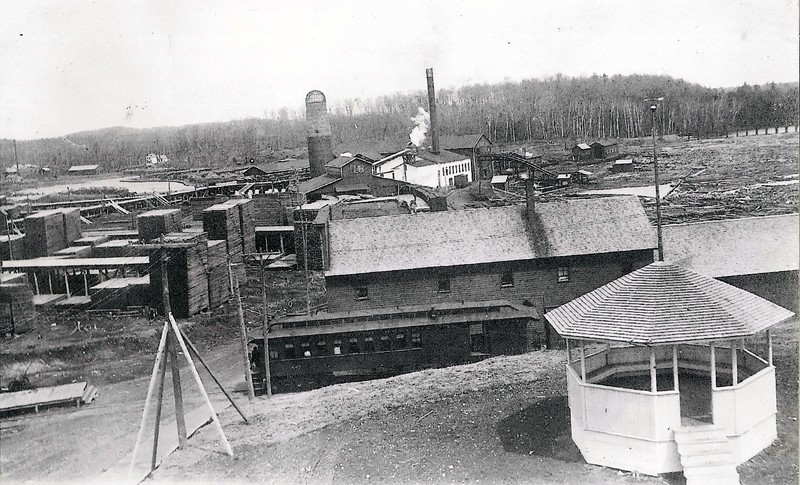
[305, 90, 335, 178]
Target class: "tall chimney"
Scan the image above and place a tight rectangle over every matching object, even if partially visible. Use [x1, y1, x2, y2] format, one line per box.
[425, 68, 440, 153]
[305, 90, 335, 178]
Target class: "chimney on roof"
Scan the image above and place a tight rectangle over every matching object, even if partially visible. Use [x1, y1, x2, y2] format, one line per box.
[426, 68, 440, 154]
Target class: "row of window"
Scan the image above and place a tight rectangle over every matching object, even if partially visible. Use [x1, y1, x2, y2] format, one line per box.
[354, 268, 570, 300]
[272, 331, 423, 360]
[442, 162, 471, 177]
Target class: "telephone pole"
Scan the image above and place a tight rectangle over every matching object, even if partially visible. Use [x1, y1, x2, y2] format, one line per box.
[259, 255, 272, 397]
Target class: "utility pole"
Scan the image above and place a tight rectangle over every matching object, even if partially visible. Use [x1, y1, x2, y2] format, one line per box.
[259, 255, 272, 397]
[13, 139, 19, 175]
[231, 263, 255, 401]
[159, 246, 186, 450]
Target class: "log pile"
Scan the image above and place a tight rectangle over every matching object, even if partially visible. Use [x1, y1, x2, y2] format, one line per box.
[137, 209, 183, 241]
[0, 278, 36, 335]
[0, 234, 26, 260]
[24, 208, 82, 257]
[207, 239, 230, 308]
[203, 198, 255, 284]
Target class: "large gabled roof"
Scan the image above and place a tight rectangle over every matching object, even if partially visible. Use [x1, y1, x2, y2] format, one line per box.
[662, 214, 799, 278]
[297, 174, 341, 194]
[545, 262, 795, 345]
[440, 133, 492, 150]
[325, 196, 656, 277]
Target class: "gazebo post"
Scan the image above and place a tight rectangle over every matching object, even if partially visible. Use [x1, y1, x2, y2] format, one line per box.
[731, 340, 738, 385]
[672, 345, 679, 392]
[710, 344, 717, 389]
[33, 272, 40, 295]
[649, 347, 657, 392]
[579, 340, 586, 382]
[565, 338, 571, 364]
[767, 330, 773, 366]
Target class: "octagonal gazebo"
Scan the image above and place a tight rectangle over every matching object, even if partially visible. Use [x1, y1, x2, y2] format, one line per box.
[545, 262, 794, 482]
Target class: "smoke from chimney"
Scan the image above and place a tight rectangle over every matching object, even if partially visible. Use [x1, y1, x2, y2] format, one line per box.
[409, 107, 430, 147]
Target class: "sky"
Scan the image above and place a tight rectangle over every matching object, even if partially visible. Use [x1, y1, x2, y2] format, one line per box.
[0, 0, 797, 140]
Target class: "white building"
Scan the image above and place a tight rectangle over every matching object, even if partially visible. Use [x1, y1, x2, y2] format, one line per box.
[374, 148, 471, 189]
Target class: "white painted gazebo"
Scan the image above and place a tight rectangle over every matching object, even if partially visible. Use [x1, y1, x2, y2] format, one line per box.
[545, 262, 794, 484]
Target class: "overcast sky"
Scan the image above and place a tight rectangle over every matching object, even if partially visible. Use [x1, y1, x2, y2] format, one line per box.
[1, 0, 797, 140]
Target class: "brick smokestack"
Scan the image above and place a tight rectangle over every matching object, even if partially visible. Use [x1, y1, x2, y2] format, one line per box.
[426, 68, 440, 153]
[305, 90, 335, 177]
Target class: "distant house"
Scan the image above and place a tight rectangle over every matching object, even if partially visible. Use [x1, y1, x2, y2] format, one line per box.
[591, 140, 619, 160]
[572, 143, 592, 162]
[662, 214, 799, 310]
[67, 164, 100, 175]
[611, 159, 634, 173]
[297, 153, 412, 201]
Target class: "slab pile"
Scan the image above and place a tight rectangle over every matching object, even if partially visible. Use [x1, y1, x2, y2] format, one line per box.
[24, 208, 82, 257]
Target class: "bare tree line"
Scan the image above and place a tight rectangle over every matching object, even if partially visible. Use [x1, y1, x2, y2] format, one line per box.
[2, 74, 797, 172]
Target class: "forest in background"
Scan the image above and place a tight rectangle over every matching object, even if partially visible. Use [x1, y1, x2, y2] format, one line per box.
[1, 74, 797, 172]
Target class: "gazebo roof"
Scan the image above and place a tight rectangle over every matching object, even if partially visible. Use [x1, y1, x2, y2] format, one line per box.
[545, 262, 794, 345]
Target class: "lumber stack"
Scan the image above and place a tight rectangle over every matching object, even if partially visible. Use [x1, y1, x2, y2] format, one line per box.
[54, 245, 93, 259]
[72, 234, 111, 247]
[24, 208, 82, 257]
[0, 234, 26, 260]
[202, 198, 255, 284]
[93, 240, 138, 258]
[137, 209, 183, 241]
[147, 232, 210, 318]
[89, 276, 150, 310]
[207, 239, 230, 308]
[0, 279, 36, 335]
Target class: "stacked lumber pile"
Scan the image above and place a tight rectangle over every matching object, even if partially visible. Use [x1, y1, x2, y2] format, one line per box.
[89, 276, 150, 310]
[1, 204, 22, 227]
[54, 245, 93, 259]
[72, 234, 110, 247]
[137, 209, 183, 241]
[203, 198, 255, 284]
[93, 240, 138, 258]
[147, 232, 210, 318]
[24, 208, 82, 257]
[0, 234, 26, 260]
[0, 276, 36, 335]
[207, 239, 230, 308]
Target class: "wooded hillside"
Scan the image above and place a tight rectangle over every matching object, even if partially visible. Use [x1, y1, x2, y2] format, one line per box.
[1, 74, 796, 172]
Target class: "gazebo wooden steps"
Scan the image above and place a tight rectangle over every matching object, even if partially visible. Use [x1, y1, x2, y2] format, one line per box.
[674, 425, 740, 485]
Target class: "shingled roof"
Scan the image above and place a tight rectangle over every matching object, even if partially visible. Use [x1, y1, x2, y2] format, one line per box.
[545, 262, 795, 345]
[662, 214, 799, 278]
[325, 196, 656, 277]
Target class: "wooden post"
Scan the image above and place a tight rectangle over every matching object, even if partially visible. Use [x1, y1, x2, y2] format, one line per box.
[168, 315, 234, 456]
[168, 332, 187, 449]
[767, 330, 773, 366]
[83, 270, 89, 296]
[150, 336, 170, 469]
[672, 345, 679, 392]
[579, 340, 586, 382]
[710, 344, 717, 389]
[233, 270, 255, 401]
[731, 341, 738, 386]
[128, 322, 170, 479]
[48, 271, 53, 293]
[565, 338, 570, 364]
[33, 272, 40, 295]
[64, 271, 71, 297]
[650, 347, 657, 393]
[260, 256, 272, 397]
[161, 247, 171, 316]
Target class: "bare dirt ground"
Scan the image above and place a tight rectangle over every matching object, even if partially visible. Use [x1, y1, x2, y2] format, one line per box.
[144, 319, 797, 485]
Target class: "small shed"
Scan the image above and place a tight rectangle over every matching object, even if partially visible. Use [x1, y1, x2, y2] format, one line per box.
[490, 174, 508, 192]
[572, 143, 592, 162]
[67, 164, 100, 176]
[591, 140, 619, 160]
[611, 159, 634, 173]
[573, 170, 594, 184]
[556, 173, 571, 187]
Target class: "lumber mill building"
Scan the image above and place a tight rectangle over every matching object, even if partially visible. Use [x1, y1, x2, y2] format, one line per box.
[251, 190, 657, 392]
